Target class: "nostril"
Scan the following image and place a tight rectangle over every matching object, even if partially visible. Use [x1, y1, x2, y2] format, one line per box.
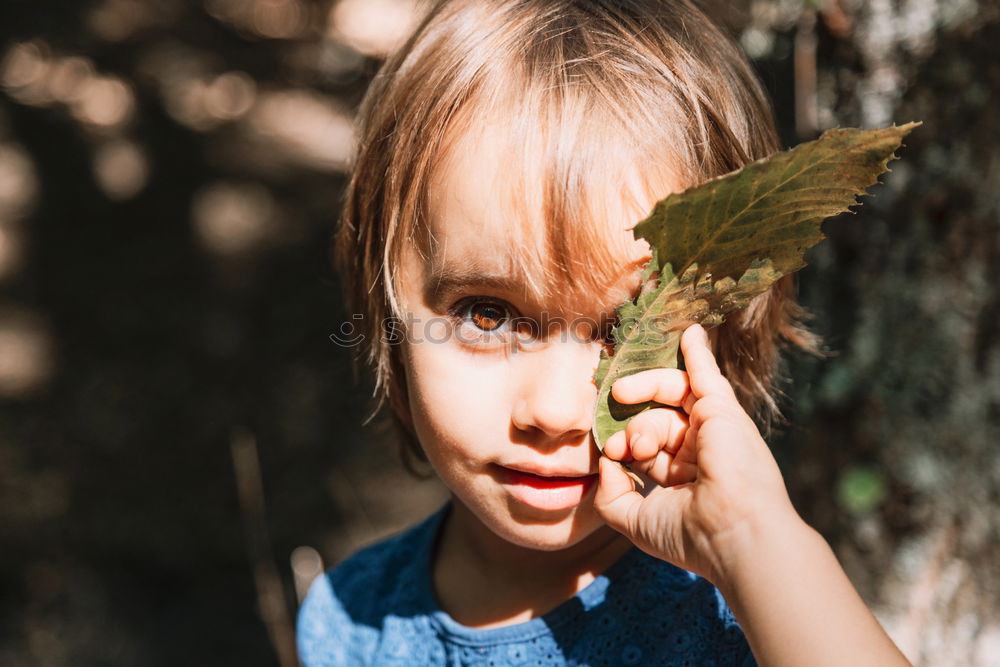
[510, 388, 592, 440]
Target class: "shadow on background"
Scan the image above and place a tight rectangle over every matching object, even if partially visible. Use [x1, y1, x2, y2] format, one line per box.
[0, 1, 997, 665]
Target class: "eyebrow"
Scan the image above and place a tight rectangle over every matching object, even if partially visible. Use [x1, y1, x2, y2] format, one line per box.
[424, 264, 627, 330]
[425, 265, 534, 304]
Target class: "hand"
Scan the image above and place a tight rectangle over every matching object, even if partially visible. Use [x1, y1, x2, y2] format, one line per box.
[593, 323, 800, 584]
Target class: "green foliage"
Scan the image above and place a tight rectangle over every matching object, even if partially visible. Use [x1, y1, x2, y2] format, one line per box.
[593, 123, 920, 449]
[838, 465, 889, 514]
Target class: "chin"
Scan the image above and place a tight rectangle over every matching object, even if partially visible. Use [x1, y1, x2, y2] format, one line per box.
[495, 505, 605, 551]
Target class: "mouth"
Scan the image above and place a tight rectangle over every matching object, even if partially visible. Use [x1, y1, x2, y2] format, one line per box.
[494, 464, 598, 512]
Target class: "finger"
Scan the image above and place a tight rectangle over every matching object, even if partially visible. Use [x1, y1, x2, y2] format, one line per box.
[625, 407, 687, 460]
[687, 394, 746, 430]
[667, 455, 698, 486]
[658, 422, 698, 487]
[680, 324, 737, 401]
[602, 429, 631, 462]
[611, 368, 690, 406]
[633, 448, 674, 487]
[594, 457, 643, 537]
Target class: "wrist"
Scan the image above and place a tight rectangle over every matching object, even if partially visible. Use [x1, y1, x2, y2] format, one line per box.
[703, 507, 910, 666]
[704, 504, 815, 594]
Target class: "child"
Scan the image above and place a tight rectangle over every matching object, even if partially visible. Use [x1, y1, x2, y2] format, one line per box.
[299, 0, 911, 664]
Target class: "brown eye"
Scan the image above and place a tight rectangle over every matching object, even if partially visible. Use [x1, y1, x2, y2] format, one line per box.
[469, 301, 508, 332]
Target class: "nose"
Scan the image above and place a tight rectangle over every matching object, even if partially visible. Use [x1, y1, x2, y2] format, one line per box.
[510, 335, 601, 441]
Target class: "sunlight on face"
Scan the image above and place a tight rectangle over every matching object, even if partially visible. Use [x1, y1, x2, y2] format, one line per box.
[396, 117, 672, 552]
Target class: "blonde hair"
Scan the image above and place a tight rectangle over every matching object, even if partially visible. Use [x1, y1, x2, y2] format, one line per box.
[335, 0, 819, 470]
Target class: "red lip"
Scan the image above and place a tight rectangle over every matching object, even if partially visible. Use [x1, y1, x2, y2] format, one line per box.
[499, 467, 597, 489]
[495, 465, 598, 511]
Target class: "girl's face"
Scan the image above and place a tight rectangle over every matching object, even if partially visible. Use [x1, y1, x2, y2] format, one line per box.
[397, 121, 658, 552]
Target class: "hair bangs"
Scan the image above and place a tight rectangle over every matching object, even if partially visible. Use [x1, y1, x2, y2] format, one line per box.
[418, 48, 685, 314]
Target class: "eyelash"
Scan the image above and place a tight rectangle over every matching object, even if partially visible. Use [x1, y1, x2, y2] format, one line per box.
[448, 297, 519, 345]
[447, 297, 620, 350]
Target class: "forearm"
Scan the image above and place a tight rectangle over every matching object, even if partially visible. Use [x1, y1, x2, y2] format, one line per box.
[713, 512, 910, 667]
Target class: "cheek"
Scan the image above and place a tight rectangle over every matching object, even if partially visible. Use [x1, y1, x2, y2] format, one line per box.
[403, 341, 512, 448]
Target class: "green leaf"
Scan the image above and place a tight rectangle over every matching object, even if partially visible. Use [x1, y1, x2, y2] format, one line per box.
[593, 123, 920, 450]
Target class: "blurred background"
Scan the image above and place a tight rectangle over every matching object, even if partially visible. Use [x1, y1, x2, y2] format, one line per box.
[0, 0, 996, 664]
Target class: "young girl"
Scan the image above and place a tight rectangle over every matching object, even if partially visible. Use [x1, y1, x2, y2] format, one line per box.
[298, 1, 910, 664]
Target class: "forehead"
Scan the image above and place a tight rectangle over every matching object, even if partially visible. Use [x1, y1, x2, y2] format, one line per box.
[415, 114, 671, 315]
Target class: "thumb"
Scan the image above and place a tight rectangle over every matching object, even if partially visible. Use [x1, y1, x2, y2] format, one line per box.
[594, 456, 644, 538]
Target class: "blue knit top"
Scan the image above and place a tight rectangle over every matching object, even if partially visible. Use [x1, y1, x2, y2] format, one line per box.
[298, 503, 756, 666]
